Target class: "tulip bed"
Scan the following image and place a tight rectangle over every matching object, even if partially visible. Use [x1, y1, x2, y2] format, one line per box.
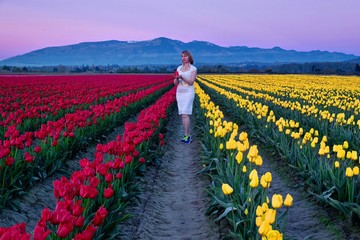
[0, 74, 176, 238]
[2, 73, 360, 239]
[194, 82, 292, 239]
[197, 74, 360, 222]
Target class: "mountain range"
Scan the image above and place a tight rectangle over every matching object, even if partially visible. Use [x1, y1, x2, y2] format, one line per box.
[0, 37, 358, 66]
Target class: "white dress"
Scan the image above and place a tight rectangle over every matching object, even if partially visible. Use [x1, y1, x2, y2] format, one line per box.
[176, 64, 197, 115]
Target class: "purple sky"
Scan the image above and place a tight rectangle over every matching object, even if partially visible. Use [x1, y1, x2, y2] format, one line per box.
[1, 0, 359, 60]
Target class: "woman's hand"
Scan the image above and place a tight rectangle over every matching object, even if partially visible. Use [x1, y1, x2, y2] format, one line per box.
[173, 70, 180, 85]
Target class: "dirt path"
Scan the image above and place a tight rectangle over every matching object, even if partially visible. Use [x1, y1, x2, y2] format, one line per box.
[259, 150, 360, 240]
[259, 154, 344, 240]
[118, 110, 225, 239]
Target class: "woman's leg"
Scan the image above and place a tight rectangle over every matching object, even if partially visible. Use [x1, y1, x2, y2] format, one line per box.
[182, 114, 190, 136]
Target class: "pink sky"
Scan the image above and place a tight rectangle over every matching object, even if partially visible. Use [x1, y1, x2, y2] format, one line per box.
[1, 0, 359, 60]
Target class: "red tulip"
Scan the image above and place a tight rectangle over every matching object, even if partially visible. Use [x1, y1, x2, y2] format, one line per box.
[57, 222, 73, 238]
[92, 206, 108, 226]
[34, 145, 42, 153]
[24, 152, 34, 163]
[104, 187, 114, 198]
[33, 224, 51, 240]
[73, 224, 97, 240]
[5, 157, 14, 166]
[74, 216, 85, 228]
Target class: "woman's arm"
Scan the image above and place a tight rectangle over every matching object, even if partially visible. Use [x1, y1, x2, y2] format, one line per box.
[179, 70, 197, 86]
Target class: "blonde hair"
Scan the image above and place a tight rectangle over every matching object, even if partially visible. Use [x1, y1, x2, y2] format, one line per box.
[181, 50, 194, 65]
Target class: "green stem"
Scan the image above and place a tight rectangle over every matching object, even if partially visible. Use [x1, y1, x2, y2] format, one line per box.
[229, 195, 236, 234]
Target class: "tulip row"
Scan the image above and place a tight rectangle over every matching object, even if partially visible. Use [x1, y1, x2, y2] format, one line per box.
[199, 74, 360, 149]
[0, 76, 173, 210]
[194, 82, 293, 239]
[0, 75, 169, 137]
[197, 75, 360, 168]
[0, 85, 176, 239]
[203, 74, 360, 119]
[197, 75, 360, 221]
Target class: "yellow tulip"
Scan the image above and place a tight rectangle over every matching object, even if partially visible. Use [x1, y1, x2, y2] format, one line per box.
[258, 220, 271, 236]
[243, 139, 250, 150]
[255, 155, 263, 166]
[260, 177, 270, 189]
[244, 208, 249, 216]
[324, 146, 330, 154]
[219, 143, 224, 150]
[353, 166, 359, 176]
[248, 145, 259, 158]
[237, 142, 247, 152]
[351, 151, 358, 161]
[242, 165, 247, 173]
[343, 141, 349, 149]
[250, 177, 259, 188]
[221, 183, 233, 195]
[284, 194, 293, 207]
[264, 172, 272, 182]
[334, 161, 340, 168]
[249, 169, 258, 180]
[235, 151, 243, 164]
[239, 131, 248, 141]
[256, 205, 264, 216]
[256, 216, 263, 227]
[337, 149, 346, 159]
[271, 194, 283, 209]
[345, 167, 353, 177]
[293, 132, 300, 139]
[226, 139, 237, 150]
[262, 202, 269, 212]
[264, 209, 276, 224]
[266, 230, 283, 240]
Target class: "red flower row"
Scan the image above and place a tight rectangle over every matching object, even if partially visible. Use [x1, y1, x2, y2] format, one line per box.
[0, 85, 176, 239]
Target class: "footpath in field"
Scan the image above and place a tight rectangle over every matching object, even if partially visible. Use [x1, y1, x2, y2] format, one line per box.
[118, 109, 226, 239]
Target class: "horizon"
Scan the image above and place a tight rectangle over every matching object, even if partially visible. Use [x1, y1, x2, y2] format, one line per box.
[1, 0, 360, 60]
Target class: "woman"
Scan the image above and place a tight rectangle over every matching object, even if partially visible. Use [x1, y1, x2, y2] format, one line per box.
[173, 50, 197, 144]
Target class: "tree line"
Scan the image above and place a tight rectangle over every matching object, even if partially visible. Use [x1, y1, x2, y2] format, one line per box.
[1, 61, 360, 75]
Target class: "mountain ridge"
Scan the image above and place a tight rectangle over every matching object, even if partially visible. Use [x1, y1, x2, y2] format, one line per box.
[1, 37, 358, 66]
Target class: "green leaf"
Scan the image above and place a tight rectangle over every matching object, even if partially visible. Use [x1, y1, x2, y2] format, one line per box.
[214, 206, 237, 221]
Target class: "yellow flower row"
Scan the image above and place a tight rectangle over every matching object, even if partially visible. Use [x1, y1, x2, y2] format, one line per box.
[195, 82, 292, 239]
[197, 76, 360, 171]
[199, 74, 360, 128]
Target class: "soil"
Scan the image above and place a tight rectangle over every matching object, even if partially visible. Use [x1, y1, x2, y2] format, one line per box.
[1, 108, 360, 240]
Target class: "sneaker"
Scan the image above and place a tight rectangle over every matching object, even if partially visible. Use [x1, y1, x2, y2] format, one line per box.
[184, 135, 192, 144]
[180, 135, 188, 143]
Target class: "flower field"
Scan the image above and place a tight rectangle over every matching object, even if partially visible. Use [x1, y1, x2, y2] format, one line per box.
[195, 74, 360, 236]
[1, 73, 360, 239]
